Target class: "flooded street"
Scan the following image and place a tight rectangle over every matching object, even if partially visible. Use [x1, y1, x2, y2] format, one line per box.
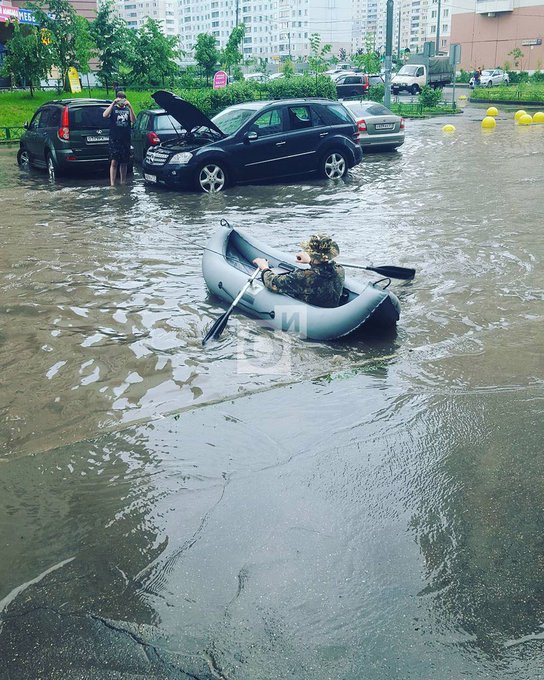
[1, 107, 543, 678]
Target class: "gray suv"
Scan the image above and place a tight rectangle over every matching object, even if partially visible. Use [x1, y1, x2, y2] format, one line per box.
[17, 98, 126, 179]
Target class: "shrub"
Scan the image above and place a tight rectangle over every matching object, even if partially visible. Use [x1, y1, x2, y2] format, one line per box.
[419, 85, 442, 107]
[367, 83, 384, 102]
[456, 69, 471, 83]
[530, 70, 544, 83]
[507, 71, 529, 84]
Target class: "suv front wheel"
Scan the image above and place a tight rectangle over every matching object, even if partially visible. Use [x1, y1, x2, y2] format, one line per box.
[196, 162, 228, 193]
[320, 150, 348, 180]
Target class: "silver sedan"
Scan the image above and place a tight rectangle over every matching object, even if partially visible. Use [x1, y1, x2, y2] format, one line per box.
[343, 100, 405, 151]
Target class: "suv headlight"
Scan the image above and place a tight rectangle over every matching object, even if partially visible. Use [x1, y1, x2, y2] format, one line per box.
[168, 152, 193, 165]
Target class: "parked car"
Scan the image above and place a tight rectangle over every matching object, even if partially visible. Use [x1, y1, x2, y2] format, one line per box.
[470, 68, 510, 88]
[142, 91, 362, 193]
[335, 73, 369, 98]
[343, 100, 405, 151]
[133, 109, 184, 163]
[16, 98, 127, 179]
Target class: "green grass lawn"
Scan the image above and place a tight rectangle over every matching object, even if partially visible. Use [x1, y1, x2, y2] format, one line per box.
[0, 89, 157, 128]
[471, 83, 544, 103]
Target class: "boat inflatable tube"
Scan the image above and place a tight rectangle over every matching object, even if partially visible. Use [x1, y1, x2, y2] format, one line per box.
[202, 224, 401, 341]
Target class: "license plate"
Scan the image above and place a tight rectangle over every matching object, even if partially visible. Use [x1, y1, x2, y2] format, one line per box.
[144, 173, 157, 183]
[375, 123, 395, 130]
[87, 136, 108, 142]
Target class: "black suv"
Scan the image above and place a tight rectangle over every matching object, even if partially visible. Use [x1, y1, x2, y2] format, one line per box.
[17, 98, 123, 179]
[142, 91, 362, 193]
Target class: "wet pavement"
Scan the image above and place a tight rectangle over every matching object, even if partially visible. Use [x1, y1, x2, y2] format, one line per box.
[0, 106, 543, 678]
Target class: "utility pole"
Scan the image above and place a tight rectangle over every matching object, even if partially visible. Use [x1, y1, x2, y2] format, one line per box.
[288, 31, 292, 61]
[235, 0, 239, 26]
[397, 7, 401, 63]
[435, 0, 442, 53]
[384, 0, 393, 107]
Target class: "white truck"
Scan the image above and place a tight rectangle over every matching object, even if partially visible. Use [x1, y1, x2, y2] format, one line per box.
[391, 55, 453, 95]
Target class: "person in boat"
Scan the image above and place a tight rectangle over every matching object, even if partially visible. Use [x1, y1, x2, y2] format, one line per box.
[253, 234, 345, 308]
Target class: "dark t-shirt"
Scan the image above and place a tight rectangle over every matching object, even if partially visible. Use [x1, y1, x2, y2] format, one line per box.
[109, 105, 131, 144]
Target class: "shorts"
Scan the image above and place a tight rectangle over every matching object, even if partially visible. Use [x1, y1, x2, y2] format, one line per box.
[109, 138, 131, 164]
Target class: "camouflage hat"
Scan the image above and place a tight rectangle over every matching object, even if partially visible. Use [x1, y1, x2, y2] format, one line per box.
[300, 234, 340, 262]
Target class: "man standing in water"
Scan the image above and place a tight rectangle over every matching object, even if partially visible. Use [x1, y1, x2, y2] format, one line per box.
[253, 234, 345, 308]
[103, 91, 135, 186]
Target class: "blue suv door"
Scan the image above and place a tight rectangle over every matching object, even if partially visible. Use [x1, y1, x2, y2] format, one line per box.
[234, 107, 291, 181]
[282, 104, 331, 174]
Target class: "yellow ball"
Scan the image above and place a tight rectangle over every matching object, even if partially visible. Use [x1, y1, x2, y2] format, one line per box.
[481, 116, 496, 129]
[518, 114, 533, 126]
[514, 109, 527, 121]
[486, 106, 499, 116]
[458, 95, 467, 101]
[442, 124, 456, 133]
[532, 111, 544, 123]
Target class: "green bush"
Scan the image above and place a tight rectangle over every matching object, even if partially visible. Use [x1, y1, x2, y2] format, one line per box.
[507, 70, 530, 84]
[419, 85, 442, 107]
[367, 83, 385, 102]
[456, 69, 471, 83]
[530, 70, 544, 83]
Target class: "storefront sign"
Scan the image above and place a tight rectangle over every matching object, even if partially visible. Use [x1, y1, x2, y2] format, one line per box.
[521, 39, 542, 46]
[68, 66, 81, 93]
[213, 70, 228, 89]
[0, 4, 37, 24]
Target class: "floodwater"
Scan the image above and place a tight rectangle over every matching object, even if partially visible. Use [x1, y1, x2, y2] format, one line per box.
[0, 107, 543, 678]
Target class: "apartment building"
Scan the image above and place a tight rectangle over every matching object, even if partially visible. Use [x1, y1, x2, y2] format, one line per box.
[450, 0, 544, 70]
[353, 0, 435, 58]
[116, 0, 180, 36]
[179, 0, 352, 60]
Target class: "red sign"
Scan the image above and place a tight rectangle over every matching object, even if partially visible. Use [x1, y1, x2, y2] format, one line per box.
[213, 70, 228, 89]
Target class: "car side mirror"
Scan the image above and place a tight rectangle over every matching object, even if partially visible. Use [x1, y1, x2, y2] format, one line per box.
[244, 130, 258, 142]
[23, 121, 29, 129]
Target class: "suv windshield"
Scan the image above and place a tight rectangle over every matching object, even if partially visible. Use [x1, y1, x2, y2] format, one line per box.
[69, 106, 109, 130]
[211, 108, 256, 135]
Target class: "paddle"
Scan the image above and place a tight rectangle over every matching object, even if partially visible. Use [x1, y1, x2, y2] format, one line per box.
[339, 262, 416, 280]
[202, 266, 262, 345]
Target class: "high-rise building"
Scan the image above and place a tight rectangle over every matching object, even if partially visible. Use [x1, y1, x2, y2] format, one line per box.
[179, 0, 352, 61]
[116, 0, 180, 36]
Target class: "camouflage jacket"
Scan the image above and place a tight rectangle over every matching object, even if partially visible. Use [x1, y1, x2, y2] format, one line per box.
[262, 262, 345, 308]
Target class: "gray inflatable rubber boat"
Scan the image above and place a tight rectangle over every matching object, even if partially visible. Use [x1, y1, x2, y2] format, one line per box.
[202, 223, 401, 341]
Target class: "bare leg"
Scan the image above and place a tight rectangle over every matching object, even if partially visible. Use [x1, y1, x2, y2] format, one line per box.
[109, 159, 118, 186]
[119, 162, 128, 185]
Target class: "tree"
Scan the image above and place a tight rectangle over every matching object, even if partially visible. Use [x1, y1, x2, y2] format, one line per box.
[281, 60, 295, 77]
[338, 48, 347, 62]
[91, 0, 130, 91]
[127, 18, 180, 87]
[27, 0, 94, 90]
[508, 47, 524, 70]
[1, 20, 52, 95]
[353, 33, 380, 74]
[308, 33, 332, 75]
[194, 33, 219, 85]
[222, 24, 245, 74]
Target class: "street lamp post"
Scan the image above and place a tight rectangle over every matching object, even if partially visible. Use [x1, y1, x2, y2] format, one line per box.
[384, 0, 394, 108]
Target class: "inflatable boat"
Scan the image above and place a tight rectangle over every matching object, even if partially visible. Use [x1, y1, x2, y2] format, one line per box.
[202, 223, 401, 341]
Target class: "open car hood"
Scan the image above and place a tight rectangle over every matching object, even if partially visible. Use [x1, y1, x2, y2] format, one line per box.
[152, 90, 224, 137]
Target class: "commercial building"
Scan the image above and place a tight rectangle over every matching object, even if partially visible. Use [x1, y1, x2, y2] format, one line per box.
[450, 0, 544, 71]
